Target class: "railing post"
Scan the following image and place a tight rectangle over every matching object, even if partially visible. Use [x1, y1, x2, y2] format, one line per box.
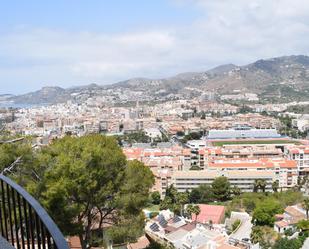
[0, 174, 69, 249]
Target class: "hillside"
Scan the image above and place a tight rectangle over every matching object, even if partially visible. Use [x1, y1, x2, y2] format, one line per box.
[6, 55, 309, 105]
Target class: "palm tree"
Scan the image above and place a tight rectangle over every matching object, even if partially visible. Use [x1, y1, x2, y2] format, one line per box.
[186, 204, 194, 219]
[303, 198, 309, 220]
[231, 185, 242, 196]
[253, 180, 259, 192]
[177, 192, 189, 216]
[272, 180, 279, 193]
[253, 179, 267, 192]
[259, 179, 266, 193]
[192, 205, 201, 223]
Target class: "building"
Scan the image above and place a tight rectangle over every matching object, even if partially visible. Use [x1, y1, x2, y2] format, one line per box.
[191, 204, 225, 224]
[286, 145, 309, 175]
[274, 204, 307, 233]
[208, 126, 282, 140]
[171, 170, 274, 193]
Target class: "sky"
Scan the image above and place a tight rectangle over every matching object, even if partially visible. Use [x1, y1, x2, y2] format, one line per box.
[1, 0, 309, 94]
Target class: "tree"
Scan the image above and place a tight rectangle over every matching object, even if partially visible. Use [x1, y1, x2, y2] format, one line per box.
[252, 199, 283, 226]
[177, 192, 189, 216]
[189, 185, 214, 203]
[176, 131, 185, 137]
[212, 177, 231, 201]
[303, 198, 309, 220]
[272, 238, 303, 249]
[186, 204, 194, 219]
[0, 138, 34, 172]
[160, 185, 183, 214]
[272, 180, 279, 192]
[192, 205, 201, 222]
[297, 219, 309, 231]
[31, 135, 154, 249]
[250, 226, 264, 244]
[186, 204, 200, 221]
[231, 186, 242, 197]
[151, 191, 161, 205]
[250, 226, 279, 249]
[253, 179, 267, 193]
[145, 241, 168, 249]
[108, 160, 155, 244]
[189, 188, 202, 203]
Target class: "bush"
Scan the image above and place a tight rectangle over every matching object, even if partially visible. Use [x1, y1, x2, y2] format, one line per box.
[284, 228, 294, 236]
[253, 199, 283, 226]
[151, 191, 161, 205]
[232, 219, 241, 232]
[149, 212, 159, 219]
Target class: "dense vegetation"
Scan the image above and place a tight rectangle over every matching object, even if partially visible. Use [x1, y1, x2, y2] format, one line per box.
[287, 104, 309, 114]
[0, 134, 154, 249]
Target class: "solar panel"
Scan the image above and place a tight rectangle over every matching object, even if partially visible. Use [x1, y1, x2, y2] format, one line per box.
[173, 215, 181, 223]
[158, 215, 168, 227]
[150, 223, 160, 232]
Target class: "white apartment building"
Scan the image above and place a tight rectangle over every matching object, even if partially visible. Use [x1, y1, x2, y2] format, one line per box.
[286, 146, 309, 175]
[171, 170, 274, 193]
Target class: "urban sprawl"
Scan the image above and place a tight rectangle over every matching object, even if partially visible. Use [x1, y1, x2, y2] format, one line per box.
[1, 95, 309, 249]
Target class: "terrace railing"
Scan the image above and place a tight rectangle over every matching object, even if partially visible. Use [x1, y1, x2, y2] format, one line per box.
[0, 174, 69, 249]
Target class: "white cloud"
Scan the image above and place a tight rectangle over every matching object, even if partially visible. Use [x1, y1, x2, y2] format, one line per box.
[1, 0, 309, 93]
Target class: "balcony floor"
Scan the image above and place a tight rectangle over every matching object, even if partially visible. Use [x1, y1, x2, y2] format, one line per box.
[0, 236, 15, 249]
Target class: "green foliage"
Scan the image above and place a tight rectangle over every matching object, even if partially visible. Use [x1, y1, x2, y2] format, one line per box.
[186, 204, 201, 220]
[226, 191, 303, 215]
[0, 139, 34, 172]
[189, 184, 214, 203]
[297, 220, 309, 231]
[231, 186, 242, 197]
[253, 179, 267, 192]
[115, 131, 151, 144]
[272, 181, 279, 192]
[150, 191, 161, 205]
[250, 226, 279, 249]
[211, 176, 231, 202]
[107, 213, 145, 244]
[231, 219, 241, 232]
[181, 132, 203, 143]
[145, 241, 169, 249]
[189, 165, 201, 170]
[149, 212, 159, 219]
[18, 135, 154, 248]
[278, 116, 307, 138]
[272, 237, 303, 249]
[284, 227, 294, 236]
[160, 185, 189, 215]
[303, 198, 309, 219]
[176, 131, 185, 137]
[239, 105, 253, 114]
[287, 104, 309, 114]
[253, 199, 283, 226]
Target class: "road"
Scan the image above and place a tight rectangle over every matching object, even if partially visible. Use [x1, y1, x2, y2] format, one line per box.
[230, 216, 253, 242]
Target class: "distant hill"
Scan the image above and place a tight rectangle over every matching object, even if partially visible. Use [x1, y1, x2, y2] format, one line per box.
[110, 55, 309, 102]
[6, 55, 309, 105]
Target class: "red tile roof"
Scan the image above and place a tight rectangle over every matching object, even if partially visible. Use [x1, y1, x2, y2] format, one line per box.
[192, 204, 225, 224]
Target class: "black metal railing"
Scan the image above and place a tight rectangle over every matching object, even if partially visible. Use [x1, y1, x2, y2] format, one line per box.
[0, 174, 69, 249]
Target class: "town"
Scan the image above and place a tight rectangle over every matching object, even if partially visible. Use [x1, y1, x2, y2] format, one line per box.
[1, 94, 308, 249]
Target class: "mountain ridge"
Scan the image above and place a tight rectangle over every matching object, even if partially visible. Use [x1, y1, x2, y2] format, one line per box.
[5, 55, 309, 105]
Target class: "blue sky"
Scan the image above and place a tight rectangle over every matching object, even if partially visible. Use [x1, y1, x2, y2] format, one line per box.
[1, 0, 309, 94]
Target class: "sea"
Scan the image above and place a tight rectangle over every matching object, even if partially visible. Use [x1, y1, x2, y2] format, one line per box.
[0, 102, 48, 109]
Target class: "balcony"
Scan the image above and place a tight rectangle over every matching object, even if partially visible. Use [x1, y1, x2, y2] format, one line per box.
[0, 174, 69, 249]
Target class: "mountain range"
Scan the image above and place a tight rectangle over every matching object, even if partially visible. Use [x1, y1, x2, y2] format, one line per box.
[4, 55, 309, 105]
